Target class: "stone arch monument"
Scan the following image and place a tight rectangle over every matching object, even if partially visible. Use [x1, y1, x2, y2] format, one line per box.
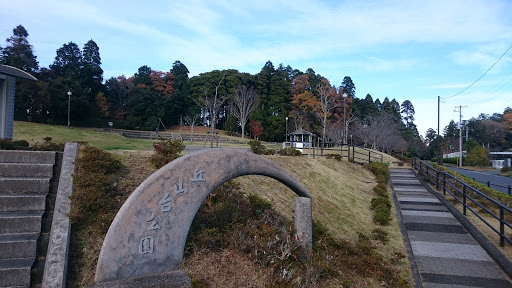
[93, 148, 312, 287]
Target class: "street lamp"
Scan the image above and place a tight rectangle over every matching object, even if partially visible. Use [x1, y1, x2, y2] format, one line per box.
[67, 91, 72, 127]
[342, 92, 348, 144]
[285, 116, 288, 142]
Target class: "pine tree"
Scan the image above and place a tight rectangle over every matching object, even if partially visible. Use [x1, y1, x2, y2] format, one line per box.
[0, 25, 39, 72]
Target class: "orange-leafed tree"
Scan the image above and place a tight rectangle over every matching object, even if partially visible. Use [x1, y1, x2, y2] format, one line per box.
[150, 71, 174, 97]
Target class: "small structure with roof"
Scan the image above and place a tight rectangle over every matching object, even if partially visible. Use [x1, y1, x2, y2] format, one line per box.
[0, 64, 37, 139]
[288, 129, 315, 152]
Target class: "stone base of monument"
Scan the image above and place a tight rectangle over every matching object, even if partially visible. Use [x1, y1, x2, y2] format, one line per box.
[89, 270, 191, 288]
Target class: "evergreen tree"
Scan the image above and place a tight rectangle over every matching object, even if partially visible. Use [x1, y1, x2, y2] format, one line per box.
[1, 25, 39, 121]
[0, 25, 39, 72]
[50, 42, 83, 80]
[340, 76, 356, 98]
[443, 120, 458, 139]
[81, 40, 103, 96]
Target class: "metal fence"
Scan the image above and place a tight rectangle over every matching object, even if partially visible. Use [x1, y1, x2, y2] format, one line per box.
[412, 158, 512, 247]
[470, 178, 512, 195]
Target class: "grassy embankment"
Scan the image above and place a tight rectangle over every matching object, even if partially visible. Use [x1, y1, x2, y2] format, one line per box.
[13, 121, 412, 287]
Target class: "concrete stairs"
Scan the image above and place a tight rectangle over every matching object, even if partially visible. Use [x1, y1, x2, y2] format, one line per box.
[0, 150, 56, 288]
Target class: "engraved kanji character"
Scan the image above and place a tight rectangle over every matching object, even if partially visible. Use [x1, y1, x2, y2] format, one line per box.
[191, 167, 206, 182]
[147, 213, 160, 231]
[139, 236, 154, 254]
[159, 192, 172, 212]
[174, 179, 188, 195]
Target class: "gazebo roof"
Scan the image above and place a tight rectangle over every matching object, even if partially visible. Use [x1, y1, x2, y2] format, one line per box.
[289, 129, 314, 136]
[0, 64, 37, 81]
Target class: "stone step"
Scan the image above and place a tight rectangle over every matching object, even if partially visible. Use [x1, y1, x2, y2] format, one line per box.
[0, 150, 55, 165]
[0, 194, 46, 212]
[0, 163, 54, 178]
[0, 177, 50, 194]
[0, 233, 38, 260]
[0, 257, 33, 287]
[0, 211, 44, 234]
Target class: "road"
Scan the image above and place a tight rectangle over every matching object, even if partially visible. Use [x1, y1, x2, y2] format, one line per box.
[444, 166, 512, 195]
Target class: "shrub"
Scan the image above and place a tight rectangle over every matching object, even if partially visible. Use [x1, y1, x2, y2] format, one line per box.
[263, 148, 276, 155]
[326, 154, 342, 161]
[12, 140, 29, 147]
[367, 162, 389, 184]
[0, 138, 14, 150]
[248, 140, 266, 155]
[32, 137, 65, 151]
[373, 183, 387, 197]
[277, 147, 302, 156]
[501, 166, 512, 173]
[69, 146, 123, 231]
[150, 138, 185, 169]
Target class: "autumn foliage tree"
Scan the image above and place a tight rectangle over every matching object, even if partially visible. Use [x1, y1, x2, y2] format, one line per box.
[249, 120, 264, 140]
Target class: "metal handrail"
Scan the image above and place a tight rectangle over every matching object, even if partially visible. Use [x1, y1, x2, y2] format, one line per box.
[412, 158, 512, 246]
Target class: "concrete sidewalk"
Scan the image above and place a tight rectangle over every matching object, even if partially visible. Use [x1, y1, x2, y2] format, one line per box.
[390, 168, 512, 288]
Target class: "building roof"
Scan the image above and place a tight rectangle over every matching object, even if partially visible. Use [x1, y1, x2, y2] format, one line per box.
[0, 64, 37, 81]
[289, 129, 314, 136]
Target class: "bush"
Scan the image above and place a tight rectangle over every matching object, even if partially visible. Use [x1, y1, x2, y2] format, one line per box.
[373, 183, 387, 197]
[502, 166, 512, 173]
[69, 146, 123, 231]
[150, 138, 185, 169]
[0, 138, 14, 150]
[371, 197, 392, 225]
[366, 162, 389, 185]
[248, 140, 266, 155]
[277, 147, 302, 156]
[32, 137, 65, 151]
[326, 154, 342, 161]
[263, 149, 276, 155]
[12, 140, 30, 147]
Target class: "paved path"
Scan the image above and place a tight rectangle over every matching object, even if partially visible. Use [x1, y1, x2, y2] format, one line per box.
[390, 168, 512, 288]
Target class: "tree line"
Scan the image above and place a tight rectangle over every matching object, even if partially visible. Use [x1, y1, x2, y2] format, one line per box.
[3, 25, 509, 158]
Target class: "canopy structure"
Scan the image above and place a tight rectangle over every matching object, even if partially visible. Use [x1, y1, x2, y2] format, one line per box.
[0, 65, 37, 139]
[288, 129, 315, 149]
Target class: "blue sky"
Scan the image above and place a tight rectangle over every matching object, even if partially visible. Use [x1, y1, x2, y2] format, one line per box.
[2, 0, 512, 138]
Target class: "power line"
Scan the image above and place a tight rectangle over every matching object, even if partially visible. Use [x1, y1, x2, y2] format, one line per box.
[443, 41, 512, 99]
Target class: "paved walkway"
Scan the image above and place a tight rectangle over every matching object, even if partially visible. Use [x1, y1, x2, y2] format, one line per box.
[390, 168, 512, 288]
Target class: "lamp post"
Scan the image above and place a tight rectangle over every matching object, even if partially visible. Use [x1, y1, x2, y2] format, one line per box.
[67, 91, 72, 127]
[342, 92, 348, 144]
[285, 116, 288, 142]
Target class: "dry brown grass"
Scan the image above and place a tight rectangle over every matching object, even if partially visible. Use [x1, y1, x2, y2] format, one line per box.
[183, 249, 270, 288]
[234, 156, 412, 283]
[70, 150, 412, 287]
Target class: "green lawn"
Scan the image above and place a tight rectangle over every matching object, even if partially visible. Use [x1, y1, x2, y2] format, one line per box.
[13, 121, 155, 151]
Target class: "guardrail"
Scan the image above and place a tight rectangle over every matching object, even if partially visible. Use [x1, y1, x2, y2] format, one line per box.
[412, 158, 512, 247]
[470, 178, 512, 195]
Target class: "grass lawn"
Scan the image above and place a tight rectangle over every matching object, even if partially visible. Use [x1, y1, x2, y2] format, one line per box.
[13, 121, 155, 150]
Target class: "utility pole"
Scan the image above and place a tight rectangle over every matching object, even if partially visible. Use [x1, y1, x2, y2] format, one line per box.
[454, 105, 466, 167]
[438, 96, 441, 165]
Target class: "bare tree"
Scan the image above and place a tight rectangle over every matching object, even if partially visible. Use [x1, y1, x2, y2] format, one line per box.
[183, 114, 199, 143]
[231, 85, 259, 139]
[193, 74, 226, 147]
[353, 114, 404, 152]
[317, 79, 338, 144]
